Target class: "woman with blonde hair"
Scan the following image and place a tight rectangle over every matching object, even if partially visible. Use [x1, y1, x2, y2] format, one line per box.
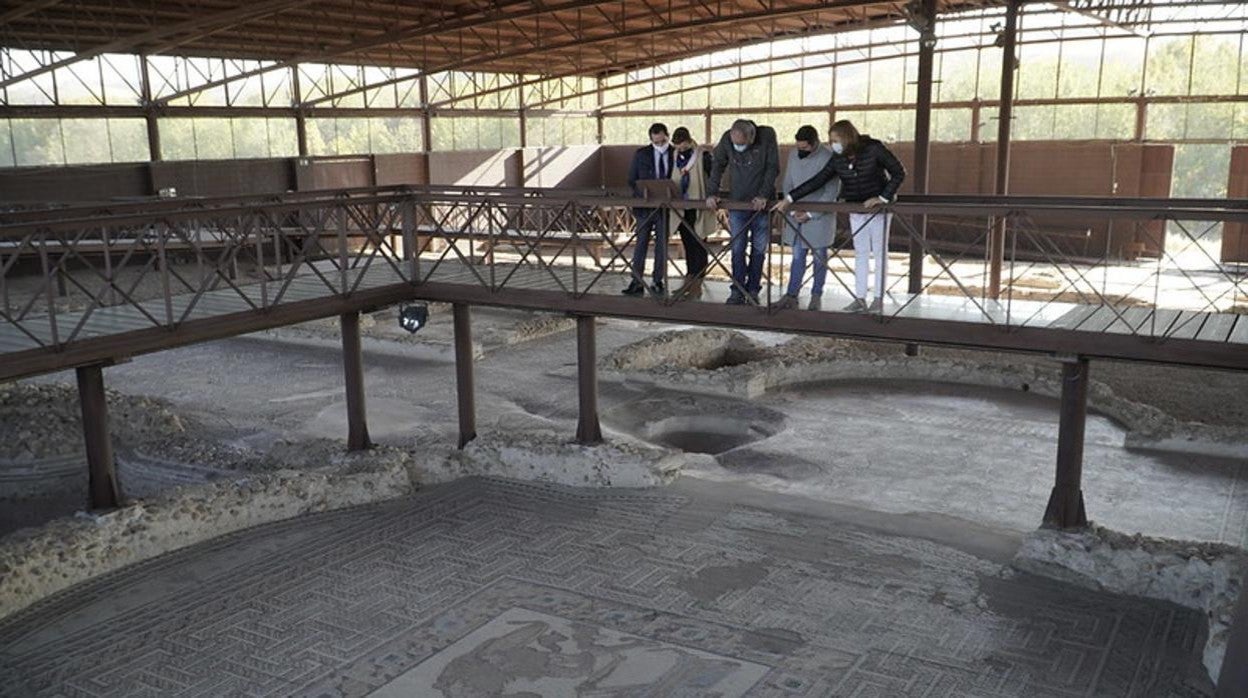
[669, 126, 716, 300]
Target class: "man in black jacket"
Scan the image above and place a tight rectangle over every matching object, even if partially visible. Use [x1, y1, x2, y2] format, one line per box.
[706, 119, 780, 305]
[623, 122, 675, 297]
[773, 120, 905, 312]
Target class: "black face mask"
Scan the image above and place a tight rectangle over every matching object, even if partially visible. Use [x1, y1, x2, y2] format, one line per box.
[797, 149, 812, 159]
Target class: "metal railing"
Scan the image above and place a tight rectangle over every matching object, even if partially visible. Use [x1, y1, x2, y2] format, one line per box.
[1, 186, 1245, 372]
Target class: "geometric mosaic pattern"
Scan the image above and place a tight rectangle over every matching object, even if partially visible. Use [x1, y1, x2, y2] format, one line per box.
[0, 477, 1214, 697]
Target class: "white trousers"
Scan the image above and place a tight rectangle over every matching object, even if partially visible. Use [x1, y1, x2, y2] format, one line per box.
[849, 211, 891, 301]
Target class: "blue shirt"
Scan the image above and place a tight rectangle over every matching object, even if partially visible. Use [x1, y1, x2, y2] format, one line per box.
[675, 149, 694, 196]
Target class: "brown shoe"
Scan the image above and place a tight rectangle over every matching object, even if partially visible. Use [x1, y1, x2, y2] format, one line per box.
[675, 277, 703, 300]
[770, 294, 799, 311]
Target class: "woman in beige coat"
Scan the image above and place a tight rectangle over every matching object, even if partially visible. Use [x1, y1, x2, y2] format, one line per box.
[669, 127, 717, 300]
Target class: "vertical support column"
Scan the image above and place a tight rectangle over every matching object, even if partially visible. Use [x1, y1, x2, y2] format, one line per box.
[906, 0, 937, 358]
[292, 66, 308, 157]
[76, 364, 120, 510]
[575, 315, 603, 445]
[595, 77, 606, 145]
[419, 74, 434, 185]
[139, 54, 161, 163]
[340, 311, 372, 451]
[988, 0, 1019, 300]
[1043, 356, 1090, 530]
[453, 303, 477, 449]
[516, 73, 528, 186]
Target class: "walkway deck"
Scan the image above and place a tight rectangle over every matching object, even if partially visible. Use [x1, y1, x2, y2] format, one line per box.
[3, 256, 1248, 381]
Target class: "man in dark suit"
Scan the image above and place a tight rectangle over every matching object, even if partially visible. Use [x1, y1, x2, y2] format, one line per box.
[623, 122, 675, 296]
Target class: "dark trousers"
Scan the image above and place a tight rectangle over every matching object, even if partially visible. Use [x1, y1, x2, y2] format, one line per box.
[630, 208, 667, 285]
[677, 208, 707, 279]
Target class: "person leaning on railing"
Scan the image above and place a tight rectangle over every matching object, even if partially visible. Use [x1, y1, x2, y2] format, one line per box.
[669, 126, 716, 300]
[773, 119, 905, 313]
[705, 119, 781, 306]
[772, 124, 840, 313]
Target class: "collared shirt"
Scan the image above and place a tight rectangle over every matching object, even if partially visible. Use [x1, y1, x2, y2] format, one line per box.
[654, 147, 669, 180]
[675, 149, 694, 196]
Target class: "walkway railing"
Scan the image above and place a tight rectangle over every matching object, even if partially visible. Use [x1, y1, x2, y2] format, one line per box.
[1, 186, 1246, 379]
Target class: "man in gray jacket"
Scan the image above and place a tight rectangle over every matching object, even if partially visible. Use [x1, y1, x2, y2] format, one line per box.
[774, 125, 839, 312]
[705, 119, 780, 305]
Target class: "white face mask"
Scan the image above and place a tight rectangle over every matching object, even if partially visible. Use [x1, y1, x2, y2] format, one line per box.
[654, 141, 669, 153]
[732, 143, 748, 153]
[831, 142, 845, 155]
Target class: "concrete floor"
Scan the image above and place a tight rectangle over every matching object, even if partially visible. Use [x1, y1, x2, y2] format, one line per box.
[0, 477, 1214, 697]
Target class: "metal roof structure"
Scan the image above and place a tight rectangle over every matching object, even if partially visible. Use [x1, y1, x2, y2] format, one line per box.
[0, 0, 1003, 77]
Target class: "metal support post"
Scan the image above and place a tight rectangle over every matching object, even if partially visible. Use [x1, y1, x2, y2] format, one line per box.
[453, 303, 477, 448]
[1043, 356, 1090, 529]
[340, 311, 372, 451]
[575, 315, 603, 445]
[76, 364, 121, 509]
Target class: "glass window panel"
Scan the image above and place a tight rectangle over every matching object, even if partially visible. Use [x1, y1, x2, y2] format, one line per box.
[976, 51, 1001, 101]
[802, 69, 831, 108]
[231, 118, 270, 158]
[1098, 38, 1146, 97]
[1146, 36, 1193, 96]
[11, 119, 65, 165]
[1184, 102, 1235, 140]
[61, 119, 112, 163]
[931, 108, 972, 142]
[1057, 39, 1103, 99]
[158, 119, 197, 160]
[0, 121, 14, 167]
[266, 118, 299, 157]
[936, 50, 979, 102]
[770, 73, 804, 107]
[979, 106, 999, 142]
[430, 117, 455, 151]
[54, 59, 104, 106]
[192, 118, 233, 159]
[835, 62, 869, 105]
[99, 53, 143, 106]
[1190, 36, 1240, 96]
[1171, 143, 1229, 200]
[229, 74, 267, 107]
[1016, 45, 1058, 100]
[867, 57, 905, 104]
[306, 118, 341, 155]
[1093, 104, 1135, 140]
[1146, 103, 1186, 140]
[1014, 105, 1054, 140]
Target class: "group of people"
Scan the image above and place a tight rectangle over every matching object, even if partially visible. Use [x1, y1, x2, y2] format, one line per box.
[624, 118, 905, 312]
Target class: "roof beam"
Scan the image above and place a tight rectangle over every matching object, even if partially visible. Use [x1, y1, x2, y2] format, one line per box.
[1050, 0, 1150, 37]
[307, 0, 893, 107]
[150, 0, 613, 105]
[0, 0, 64, 26]
[0, 0, 317, 90]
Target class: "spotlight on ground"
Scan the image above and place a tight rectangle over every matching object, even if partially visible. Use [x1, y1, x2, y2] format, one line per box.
[398, 303, 429, 334]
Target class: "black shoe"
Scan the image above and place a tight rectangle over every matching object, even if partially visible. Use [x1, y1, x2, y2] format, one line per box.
[650, 281, 666, 296]
[726, 292, 746, 305]
[622, 281, 645, 297]
[748, 292, 760, 306]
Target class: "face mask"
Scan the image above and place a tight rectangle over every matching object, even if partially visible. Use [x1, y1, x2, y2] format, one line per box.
[732, 143, 748, 153]
[831, 142, 844, 155]
[655, 141, 669, 153]
[797, 149, 811, 159]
